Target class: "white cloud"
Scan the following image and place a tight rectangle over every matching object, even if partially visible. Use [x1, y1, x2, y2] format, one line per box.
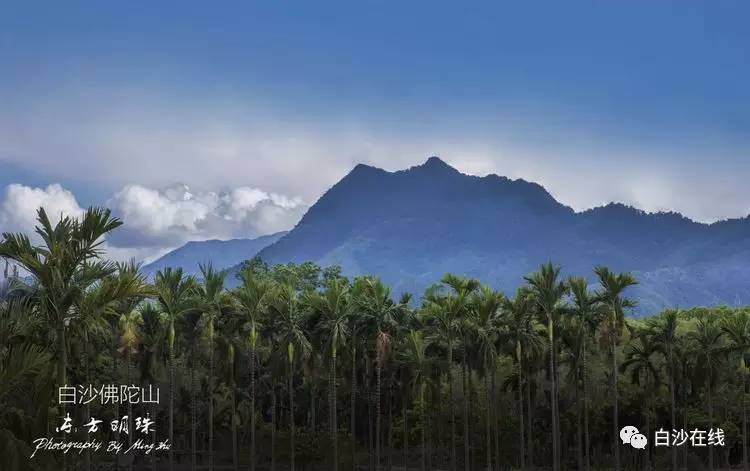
[0, 182, 306, 262]
[106, 183, 305, 249]
[1, 85, 749, 224]
[0, 183, 85, 234]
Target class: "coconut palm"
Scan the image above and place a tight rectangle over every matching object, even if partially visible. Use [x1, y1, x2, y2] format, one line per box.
[233, 266, 273, 471]
[688, 313, 724, 470]
[154, 267, 198, 471]
[525, 262, 568, 471]
[269, 282, 311, 471]
[594, 266, 637, 471]
[721, 310, 750, 471]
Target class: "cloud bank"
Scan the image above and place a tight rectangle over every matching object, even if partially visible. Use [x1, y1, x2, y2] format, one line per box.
[2, 84, 749, 225]
[0, 182, 306, 262]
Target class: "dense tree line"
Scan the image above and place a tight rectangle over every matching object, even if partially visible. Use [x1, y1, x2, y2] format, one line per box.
[1, 208, 750, 470]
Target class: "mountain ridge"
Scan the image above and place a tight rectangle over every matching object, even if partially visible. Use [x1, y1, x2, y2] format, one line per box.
[143, 231, 287, 278]
[256, 157, 750, 315]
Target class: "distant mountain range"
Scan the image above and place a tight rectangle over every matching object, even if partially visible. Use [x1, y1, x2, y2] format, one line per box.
[143, 231, 287, 279]
[252, 157, 750, 315]
[146, 157, 750, 315]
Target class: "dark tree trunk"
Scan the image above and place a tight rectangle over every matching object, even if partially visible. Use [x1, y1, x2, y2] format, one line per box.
[331, 350, 339, 471]
[526, 369, 534, 468]
[271, 385, 277, 471]
[421, 384, 426, 471]
[250, 346, 256, 471]
[548, 318, 560, 471]
[190, 361, 196, 471]
[463, 354, 470, 471]
[583, 338, 590, 471]
[744, 371, 748, 471]
[232, 385, 238, 471]
[448, 345, 456, 471]
[289, 360, 296, 471]
[667, 347, 677, 471]
[708, 360, 714, 470]
[518, 343, 525, 470]
[485, 373, 491, 471]
[376, 363, 382, 470]
[493, 370, 500, 471]
[209, 326, 215, 471]
[403, 386, 408, 470]
[576, 374, 583, 471]
[169, 341, 175, 471]
[611, 307, 620, 471]
[388, 382, 394, 471]
[152, 402, 157, 471]
[351, 344, 358, 471]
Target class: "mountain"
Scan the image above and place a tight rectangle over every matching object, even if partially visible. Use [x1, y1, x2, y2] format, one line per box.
[143, 231, 287, 278]
[256, 157, 750, 315]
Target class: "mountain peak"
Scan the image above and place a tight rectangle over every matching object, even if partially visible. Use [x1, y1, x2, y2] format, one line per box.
[405, 156, 461, 175]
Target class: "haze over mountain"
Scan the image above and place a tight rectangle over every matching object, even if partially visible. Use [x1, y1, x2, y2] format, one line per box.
[143, 231, 287, 279]
[254, 157, 750, 315]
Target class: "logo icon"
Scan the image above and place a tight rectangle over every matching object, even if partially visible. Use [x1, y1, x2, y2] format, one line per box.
[620, 426, 648, 449]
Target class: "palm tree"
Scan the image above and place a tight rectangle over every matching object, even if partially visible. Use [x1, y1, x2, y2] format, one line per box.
[397, 328, 432, 471]
[525, 262, 568, 471]
[136, 302, 165, 471]
[119, 308, 143, 471]
[197, 264, 231, 471]
[502, 287, 542, 469]
[423, 274, 478, 471]
[0, 207, 122, 391]
[721, 310, 750, 471]
[348, 278, 370, 471]
[233, 267, 272, 471]
[70, 262, 148, 471]
[568, 277, 602, 471]
[217, 307, 244, 471]
[308, 278, 351, 471]
[177, 300, 205, 471]
[594, 266, 637, 471]
[647, 309, 680, 471]
[469, 286, 504, 471]
[269, 282, 311, 471]
[154, 267, 198, 471]
[688, 313, 724, 470]
[0, 294, 52, 470]
[621, 332, 661, 470]
[358, 277, 400, 470]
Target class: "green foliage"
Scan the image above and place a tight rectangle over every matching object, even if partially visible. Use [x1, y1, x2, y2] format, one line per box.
[2, 206, 750, 470]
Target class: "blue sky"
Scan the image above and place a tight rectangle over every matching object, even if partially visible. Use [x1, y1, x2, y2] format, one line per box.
[1, 1, 749, 259]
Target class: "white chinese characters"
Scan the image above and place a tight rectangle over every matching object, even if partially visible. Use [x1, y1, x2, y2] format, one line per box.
[58, 384, 160, 405]
[654, 428, 725, 447]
